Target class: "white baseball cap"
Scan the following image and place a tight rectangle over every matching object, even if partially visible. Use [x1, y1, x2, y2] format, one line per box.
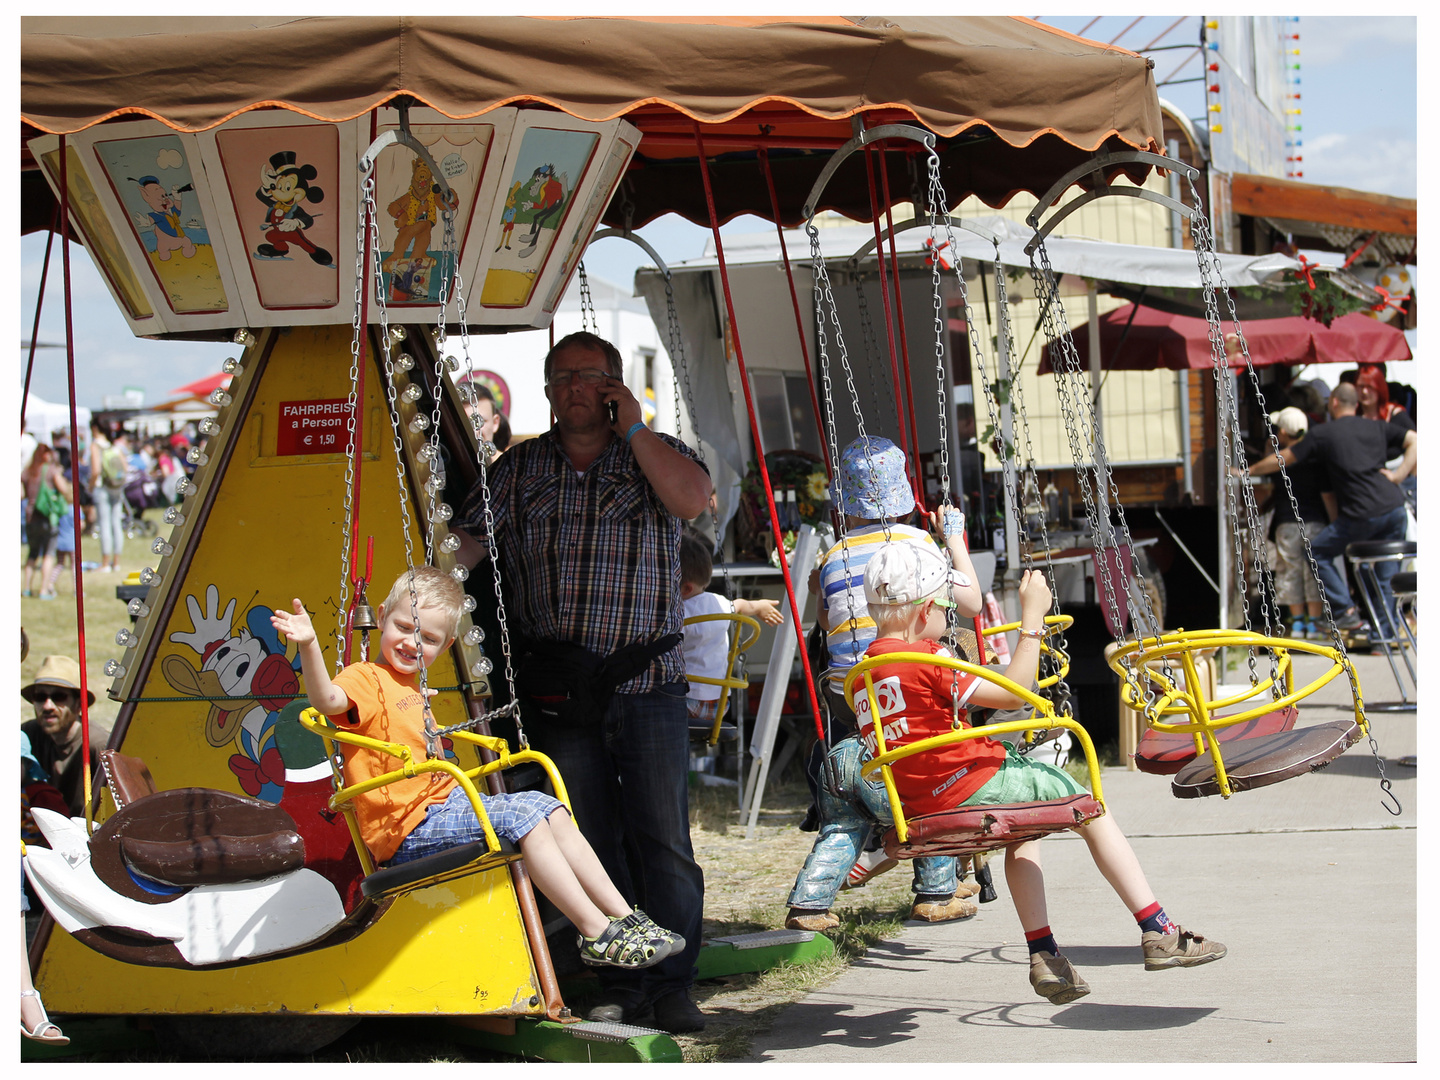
[1268, 407, 1308, 436]
[863, 541, 969, 607]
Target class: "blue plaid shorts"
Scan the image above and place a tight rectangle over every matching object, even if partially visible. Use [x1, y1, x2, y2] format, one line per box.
[389, 785, 564, 865]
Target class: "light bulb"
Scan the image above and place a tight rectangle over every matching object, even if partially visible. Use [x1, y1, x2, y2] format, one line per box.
[409, 414, 430, 433]
[175, 477, 194, 496]
[401, 384, 423, 403]
[233, 328, 255, 347]
[389, 326, 407, 342]
[394, 353, 414, 372]
[199, 418, 220, 435]
[433, 502, 453, 522]
[451, 565, 469, 583]
[416, 444, 436, 461]
[440, 534, 461, 553]
[187, 447, 208, 466]
[115, 628, 137, 648]
[425, 475, 444, 494]
[461, 595, 476, 613]
[151, 538, 173, 557]
[222, 357, 243, 374]
[444, 356, 460, 372]
[463, 626, 484, 646]
[128, 598, 150, 617]
[210, 389, 232, 407]
[470, 656, 493, 677]
[164, 507, 185, 526]
[104, 659, 127, 678]
[139, 567, 159, 585]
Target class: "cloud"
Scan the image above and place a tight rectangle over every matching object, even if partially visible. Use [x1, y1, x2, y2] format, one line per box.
[1298, 16, 1417, 67]
[156, 148, 184, 170]
[1302, 131, 1416, 198]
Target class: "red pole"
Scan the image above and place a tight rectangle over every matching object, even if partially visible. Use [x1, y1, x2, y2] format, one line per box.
[757, 148, 829, 477]
[693, 123, 827, 745]
[876, 148, 926, 512]
[861, 143, 914, 480]
[57, 136, 96, 829]
[21, 207, 59, 435]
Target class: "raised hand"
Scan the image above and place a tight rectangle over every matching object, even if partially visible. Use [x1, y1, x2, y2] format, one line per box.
[270, 598, 317, 648]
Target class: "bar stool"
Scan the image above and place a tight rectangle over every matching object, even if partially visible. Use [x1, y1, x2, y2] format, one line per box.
[1344, 539, 1416, 712]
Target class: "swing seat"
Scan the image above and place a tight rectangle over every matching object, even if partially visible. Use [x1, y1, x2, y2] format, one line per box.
[1133, 706, 1298, 775]
[682, 610, 763, 746]
[846, 652, 1105, 859]
[883, 794, 1104, 860]
[361, 838, 522, 900]
[1171, 719, 1362, 799]
[299, 708, 571, 901]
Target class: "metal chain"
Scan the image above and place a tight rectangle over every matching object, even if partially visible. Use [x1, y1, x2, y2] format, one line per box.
[334, 175, 374, 674]
[853, 267, 896, 424]
[1186, 175, 1396, 813]
[577, 261, 597, 334]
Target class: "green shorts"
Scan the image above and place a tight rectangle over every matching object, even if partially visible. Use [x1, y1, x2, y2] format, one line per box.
[961, 745, 1087, 806]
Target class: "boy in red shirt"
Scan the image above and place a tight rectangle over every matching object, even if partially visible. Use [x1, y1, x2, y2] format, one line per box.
[272, 565, 682, 970]
[793, 542, 1226, 1004]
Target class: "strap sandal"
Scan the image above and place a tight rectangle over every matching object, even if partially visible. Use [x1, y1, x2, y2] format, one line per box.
[625, 908, 686, 955]
[21, 989, 70, 1045]
[578, 914, 668, 969]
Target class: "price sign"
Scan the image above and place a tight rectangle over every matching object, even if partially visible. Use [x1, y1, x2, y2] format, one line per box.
[277, 399, 349, 456]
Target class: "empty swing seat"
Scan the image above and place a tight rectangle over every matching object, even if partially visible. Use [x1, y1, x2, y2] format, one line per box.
[1170, 719, 1362, 799]
[884, 794, 1105, 860]
[1133, 706, 1298, 775]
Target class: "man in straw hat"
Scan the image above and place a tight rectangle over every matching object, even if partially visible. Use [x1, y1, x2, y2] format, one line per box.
[21, 656, 109, 816]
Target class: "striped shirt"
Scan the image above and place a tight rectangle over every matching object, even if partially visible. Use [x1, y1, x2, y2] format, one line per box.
[818, 523, 940, 690]
[457, 428, 707, 693]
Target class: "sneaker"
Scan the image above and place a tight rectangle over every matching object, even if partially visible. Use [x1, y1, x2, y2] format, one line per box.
[1335, 609, 1365, 631]
[911, 894, 978, 922]
[585, 991, 643, 1024]
[578, 914, 672, 969]
[624, 908, 685, 957]
[1304, 620, 1327, 641]
[1028, 951, 1090, 1004]
[1289, 618, 1306, 639]
[785, 907, 840, 932]
[1142, 926, 1227, 970]
[649, 988, 706, 1034]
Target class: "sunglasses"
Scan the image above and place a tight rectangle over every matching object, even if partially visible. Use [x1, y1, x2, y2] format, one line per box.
[33, 688, 78, 706]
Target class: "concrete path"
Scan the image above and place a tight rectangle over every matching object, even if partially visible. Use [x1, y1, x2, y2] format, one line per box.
[744, 648, 1418, 1063]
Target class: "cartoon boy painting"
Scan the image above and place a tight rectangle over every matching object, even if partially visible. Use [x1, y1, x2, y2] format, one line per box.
[132, 175, 197, 261]
[255, 150, 333, 267]
[384, 154, 458, 274]
[495, 181, 523, 252]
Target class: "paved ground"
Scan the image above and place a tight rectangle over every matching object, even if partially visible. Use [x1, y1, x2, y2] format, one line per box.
[744, 647, 1418, 1063]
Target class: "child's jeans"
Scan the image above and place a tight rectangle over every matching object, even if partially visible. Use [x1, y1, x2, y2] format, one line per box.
[388, 785, 564, 865]
[787, 736, 957, 912]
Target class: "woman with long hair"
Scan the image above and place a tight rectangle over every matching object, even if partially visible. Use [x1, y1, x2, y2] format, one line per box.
[21, 444, 71, 599]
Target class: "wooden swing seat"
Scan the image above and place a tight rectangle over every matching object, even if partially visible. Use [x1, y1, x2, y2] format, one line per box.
[883, 794, 1104, 860]
[1133, 706, 1298, 775]
[1171, 719, 1362, 799]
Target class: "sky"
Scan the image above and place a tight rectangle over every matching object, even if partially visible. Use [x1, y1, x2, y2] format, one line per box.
[16, 15, 1419, 416]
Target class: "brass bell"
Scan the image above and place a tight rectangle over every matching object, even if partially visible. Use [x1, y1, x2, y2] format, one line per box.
[351, 602, 379, 632]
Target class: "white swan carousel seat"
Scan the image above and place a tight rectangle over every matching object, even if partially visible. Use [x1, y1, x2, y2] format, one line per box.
[22, 703, 380, 969]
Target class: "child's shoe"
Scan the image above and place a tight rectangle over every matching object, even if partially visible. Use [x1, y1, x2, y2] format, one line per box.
[1304, 618, 1327, 641]
[784, 907, 840, 932]
[624, 908, 685, 956]
[1142, 926, 1227, 970]
[911, 894, 978, 922]
[1028, 951, 1090, 1004]
[578, 914, 673, 969]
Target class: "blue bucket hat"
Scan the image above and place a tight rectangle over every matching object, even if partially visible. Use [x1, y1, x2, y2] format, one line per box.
[21, 731, 48, 784]
[832, 436, 915, 519]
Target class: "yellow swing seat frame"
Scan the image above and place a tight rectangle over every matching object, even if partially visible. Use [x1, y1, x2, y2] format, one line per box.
[681, 611, 763, 746]
[299, 707, 571, 898]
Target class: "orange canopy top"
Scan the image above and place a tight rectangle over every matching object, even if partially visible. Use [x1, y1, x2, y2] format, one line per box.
[21, 15, 1163, 229]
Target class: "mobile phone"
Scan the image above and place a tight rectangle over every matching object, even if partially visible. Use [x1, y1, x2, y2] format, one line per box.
[606, 399, 619, 425]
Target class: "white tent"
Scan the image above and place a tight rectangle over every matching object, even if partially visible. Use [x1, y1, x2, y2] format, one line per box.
[22, 392, 91, 443]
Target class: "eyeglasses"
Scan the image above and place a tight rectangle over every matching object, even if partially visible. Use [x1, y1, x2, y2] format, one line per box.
[545, 368, 612, 389]
[35, 688, 77, 706]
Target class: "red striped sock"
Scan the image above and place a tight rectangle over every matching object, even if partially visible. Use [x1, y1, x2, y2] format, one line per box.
[1135, 901, 1177, 935]
[1025, 926, 1060, 956]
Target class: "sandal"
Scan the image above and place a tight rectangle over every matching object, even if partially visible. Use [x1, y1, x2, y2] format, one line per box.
[625, 908, 686, 956]
[21, 989, 69, 1045]
[577, 914, 672, 970]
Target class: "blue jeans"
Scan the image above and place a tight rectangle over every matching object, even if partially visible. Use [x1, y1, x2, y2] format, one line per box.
[787, 737, 957, 912]
[1308, 506, 1407, 624]
[526, 681, 703, 1005]
[92, 485, 125, 558]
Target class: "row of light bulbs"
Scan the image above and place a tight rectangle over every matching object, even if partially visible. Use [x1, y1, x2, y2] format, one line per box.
[106, 329, 256, 681]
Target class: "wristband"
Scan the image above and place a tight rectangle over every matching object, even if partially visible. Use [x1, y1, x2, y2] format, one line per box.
[1018, 626, 1045, 640]
[625, 421, 646, 443]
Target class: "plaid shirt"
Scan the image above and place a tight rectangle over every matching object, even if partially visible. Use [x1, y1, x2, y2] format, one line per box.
[457, 429, 708, 693]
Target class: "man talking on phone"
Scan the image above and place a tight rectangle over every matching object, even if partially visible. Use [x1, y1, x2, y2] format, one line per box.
[453, 331, 711, 1032]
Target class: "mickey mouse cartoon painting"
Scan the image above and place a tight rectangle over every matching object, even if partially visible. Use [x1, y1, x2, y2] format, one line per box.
[254, 150, 334, 267]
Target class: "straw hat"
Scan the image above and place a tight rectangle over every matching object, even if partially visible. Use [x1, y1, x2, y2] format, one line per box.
[21, 655, 95, 707]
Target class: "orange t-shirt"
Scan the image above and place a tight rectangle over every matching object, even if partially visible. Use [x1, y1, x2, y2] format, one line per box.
[331, 661, 455, 863]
